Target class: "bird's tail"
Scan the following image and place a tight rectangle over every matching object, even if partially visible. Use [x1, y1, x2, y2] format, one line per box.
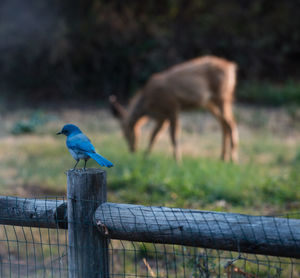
[87, 152, 114, 168]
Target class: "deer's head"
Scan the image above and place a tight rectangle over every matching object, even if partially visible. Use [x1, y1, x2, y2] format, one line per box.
[109, 95, 137, 152]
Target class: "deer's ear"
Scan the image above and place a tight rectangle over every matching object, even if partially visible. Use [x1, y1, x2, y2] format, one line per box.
[109, 95, 127, 119]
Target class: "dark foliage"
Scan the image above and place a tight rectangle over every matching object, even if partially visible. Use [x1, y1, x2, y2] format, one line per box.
[1, 0, 300, 102]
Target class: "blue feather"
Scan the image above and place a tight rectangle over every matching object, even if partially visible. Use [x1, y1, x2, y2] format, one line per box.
[87, 152, 114, 168]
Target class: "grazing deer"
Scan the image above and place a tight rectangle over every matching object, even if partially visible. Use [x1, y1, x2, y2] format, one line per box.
[109, 55, 239, 162]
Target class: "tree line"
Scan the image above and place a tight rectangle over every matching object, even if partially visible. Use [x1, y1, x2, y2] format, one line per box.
[0, 0, 299, 101]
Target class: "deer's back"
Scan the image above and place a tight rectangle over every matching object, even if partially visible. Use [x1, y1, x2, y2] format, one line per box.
[143, 56, 237, 111]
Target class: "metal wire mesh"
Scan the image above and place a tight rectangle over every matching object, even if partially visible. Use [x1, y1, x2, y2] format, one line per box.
[0, 225, 68, 277]
[108, 240, 299, 277]
[0, 196, 299, 277]
[0, 197, 68, 278]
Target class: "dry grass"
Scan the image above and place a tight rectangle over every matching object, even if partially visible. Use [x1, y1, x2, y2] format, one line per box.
[0, 104, 299, 212]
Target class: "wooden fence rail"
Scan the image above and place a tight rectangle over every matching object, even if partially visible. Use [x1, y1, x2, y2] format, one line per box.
[0, 169, 299, 277]
[0, 196, 67, 229]
[94, 202, 300, 259]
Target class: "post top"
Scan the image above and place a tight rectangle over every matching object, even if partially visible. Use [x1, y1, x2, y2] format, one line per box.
[66, 168, 106, 176]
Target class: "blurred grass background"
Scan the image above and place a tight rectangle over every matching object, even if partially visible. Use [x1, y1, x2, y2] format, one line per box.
[0, 101, 299, 216]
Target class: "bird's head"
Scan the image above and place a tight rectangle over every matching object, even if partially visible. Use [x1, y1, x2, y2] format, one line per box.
[56, 124, 82, 136]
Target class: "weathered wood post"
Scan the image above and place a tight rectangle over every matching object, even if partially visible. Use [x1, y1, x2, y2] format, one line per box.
[67, 169, 109, 278]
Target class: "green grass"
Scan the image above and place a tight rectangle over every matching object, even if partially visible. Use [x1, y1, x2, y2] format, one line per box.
[0, 106, 299, 215]
[99, 139, 300, 212]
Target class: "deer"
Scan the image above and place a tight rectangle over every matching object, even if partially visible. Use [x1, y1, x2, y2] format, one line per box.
[109, 55, 239, 162]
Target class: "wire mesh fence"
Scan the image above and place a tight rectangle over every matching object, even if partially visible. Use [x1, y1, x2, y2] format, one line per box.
[0, 197, 68, 278]
[0, 195, 299, 278]
[0, 224, 68, 278]
[109, 240, 299, 277]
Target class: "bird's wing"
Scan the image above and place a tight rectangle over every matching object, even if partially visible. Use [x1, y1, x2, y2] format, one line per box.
[67, 133, 96, 153]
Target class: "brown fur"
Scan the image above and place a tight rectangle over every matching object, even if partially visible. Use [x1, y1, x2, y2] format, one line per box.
[110, 55, 239, 162]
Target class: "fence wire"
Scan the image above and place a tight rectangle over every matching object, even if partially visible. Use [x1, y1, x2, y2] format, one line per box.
[0, 225, 68, 278]
[0, 196, 299, 277]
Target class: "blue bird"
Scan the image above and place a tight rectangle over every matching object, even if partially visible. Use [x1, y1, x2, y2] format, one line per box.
[57, 124, 114, 169]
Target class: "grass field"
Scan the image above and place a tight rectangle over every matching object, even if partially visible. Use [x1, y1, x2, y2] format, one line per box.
[0, 104, 299, 216]
[0, 103, 299, 277]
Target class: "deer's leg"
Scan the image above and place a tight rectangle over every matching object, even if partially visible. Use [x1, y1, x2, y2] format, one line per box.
[206, 102, 231, 161]
[146, 119, 166, 155]
[222, 102, 239, 163]
[169, 113, 181, 163]
[221, 123, 231, 161]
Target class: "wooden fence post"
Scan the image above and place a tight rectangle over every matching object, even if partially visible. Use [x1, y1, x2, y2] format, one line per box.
[67, 169, 109, 278]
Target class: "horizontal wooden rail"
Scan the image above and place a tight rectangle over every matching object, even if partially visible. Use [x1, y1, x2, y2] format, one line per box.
[94, 202, 300, 259]
[0, 196, 67, 229]
[1, 196, 300, 258]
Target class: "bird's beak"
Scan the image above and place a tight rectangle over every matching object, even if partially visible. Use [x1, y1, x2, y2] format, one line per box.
[56, 132, 62, 135]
